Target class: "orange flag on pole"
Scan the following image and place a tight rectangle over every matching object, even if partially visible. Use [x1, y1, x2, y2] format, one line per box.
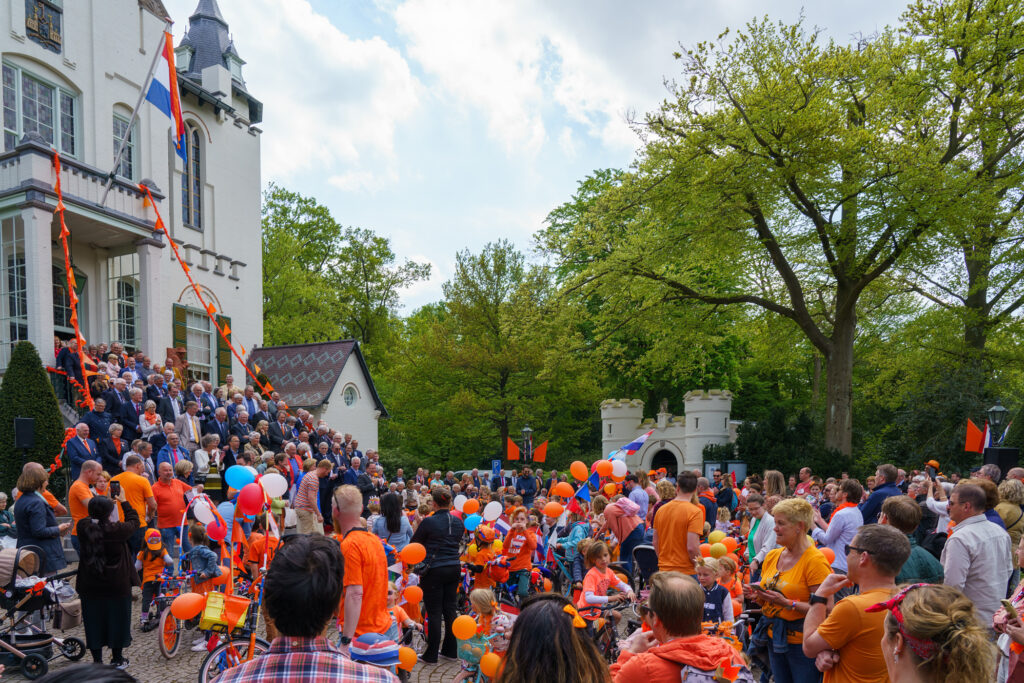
[533, 440, 548, 463]
[965, 418, 985, 453]
[506, 437, 520, 461]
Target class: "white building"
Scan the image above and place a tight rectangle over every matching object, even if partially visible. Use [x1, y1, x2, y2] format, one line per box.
[247, 341, 388, 451]
[0, 0, 262, 385]
[601, 390, 738, 475]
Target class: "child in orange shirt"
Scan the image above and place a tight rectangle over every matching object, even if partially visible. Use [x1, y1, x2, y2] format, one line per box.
[463, 526, 498, 590]
[505, 507, 537, 600]
[576, 540, 634, 626]
[135, 529, 173, 629]
[718, 555, 743, 600]
[387, 581, 420, 636]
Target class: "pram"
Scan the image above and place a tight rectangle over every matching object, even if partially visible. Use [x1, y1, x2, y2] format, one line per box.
[0, 546, 85, 679]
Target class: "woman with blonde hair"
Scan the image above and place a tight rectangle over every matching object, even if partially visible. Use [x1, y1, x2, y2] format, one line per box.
[763, 470, 787, 499]
[743, 497, 830, 682]
[875, 583, 995, 682]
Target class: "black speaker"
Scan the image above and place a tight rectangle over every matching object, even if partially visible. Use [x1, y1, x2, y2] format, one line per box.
[984, 447, 1020, 481]
[13, 417, 34, 449]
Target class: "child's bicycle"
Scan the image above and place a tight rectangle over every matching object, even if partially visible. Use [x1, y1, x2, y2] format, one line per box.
[153, 571, 199, 659]
[455, 632, 500, 683]
[581, 599, 635, 665]
[195, 579, 270, 683]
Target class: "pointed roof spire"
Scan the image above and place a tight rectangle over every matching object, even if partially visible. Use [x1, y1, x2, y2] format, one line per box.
[191, 0, 226, 25]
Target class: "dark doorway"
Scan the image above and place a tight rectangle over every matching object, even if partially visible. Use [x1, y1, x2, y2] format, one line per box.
[651, 450, 678, 477]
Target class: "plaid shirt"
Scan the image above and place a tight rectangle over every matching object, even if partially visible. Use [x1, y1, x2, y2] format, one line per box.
[294, 471, 321, 513]
[214, 636, 398, 683]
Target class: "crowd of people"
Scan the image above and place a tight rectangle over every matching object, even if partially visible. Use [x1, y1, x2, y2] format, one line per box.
[16, 341, 1024, 681]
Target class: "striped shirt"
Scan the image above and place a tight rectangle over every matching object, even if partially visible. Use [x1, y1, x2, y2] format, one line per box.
[294, 471, 321, 513]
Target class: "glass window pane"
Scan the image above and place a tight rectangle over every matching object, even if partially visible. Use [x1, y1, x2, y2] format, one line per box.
[60, 92, 74, 156]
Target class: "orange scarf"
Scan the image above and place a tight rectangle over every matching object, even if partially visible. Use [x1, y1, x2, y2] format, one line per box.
[143, 410, 159, 425]
[829, 501, 857, 522]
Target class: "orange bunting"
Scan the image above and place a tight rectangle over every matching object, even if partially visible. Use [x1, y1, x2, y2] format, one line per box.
[221, 323, 231, 337]
[264, 383, 273, 392]
[253, 363, 261, 374]
[206, 302, 217, 316]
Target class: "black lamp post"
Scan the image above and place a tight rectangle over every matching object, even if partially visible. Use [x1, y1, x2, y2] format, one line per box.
[521, 425, 533, 462]
[989, 400, 1009, 445]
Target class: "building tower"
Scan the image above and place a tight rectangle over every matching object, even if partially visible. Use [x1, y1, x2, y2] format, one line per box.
[682, 390, 733, 467]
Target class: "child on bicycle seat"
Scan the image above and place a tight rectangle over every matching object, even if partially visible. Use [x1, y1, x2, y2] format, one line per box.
[556, 508, 592, 592]
[452, 588, 514, 683]
[696, 557, 733, 623]
[505, 507, 537, 600]
[718, 555, 743, 600]
[136, 529, 173, 629]
[186, 523, 222, 585]
[463, 526, 499, 590]
[577, 540, 634, 625]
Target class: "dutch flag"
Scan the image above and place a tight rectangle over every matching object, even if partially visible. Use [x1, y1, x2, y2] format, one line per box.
[145, 32, 186, 161]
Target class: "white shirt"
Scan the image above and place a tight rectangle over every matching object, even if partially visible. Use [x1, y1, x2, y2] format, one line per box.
[941, 513, 1013, 624]
[811, 505, 863, 572]
[193, 449, 212, 475]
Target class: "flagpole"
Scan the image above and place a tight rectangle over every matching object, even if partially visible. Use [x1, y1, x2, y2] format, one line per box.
[100, 19, 172, 208]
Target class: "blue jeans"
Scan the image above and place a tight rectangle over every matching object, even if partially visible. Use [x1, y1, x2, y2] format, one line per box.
[767, 643, 821, 683]
[618, 525, 644, 575]
[511, 569, 531, 598]
[160, 527, 191, 555]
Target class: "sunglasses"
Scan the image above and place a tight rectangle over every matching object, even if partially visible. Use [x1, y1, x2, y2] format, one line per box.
[845, 544, 870, 556]
[637, 603, 658, 620]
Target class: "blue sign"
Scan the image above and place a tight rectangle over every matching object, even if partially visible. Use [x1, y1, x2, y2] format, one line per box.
[491, 459, 502, 477]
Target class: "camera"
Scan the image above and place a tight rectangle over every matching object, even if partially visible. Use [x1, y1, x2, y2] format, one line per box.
[109, 481, 121, 498]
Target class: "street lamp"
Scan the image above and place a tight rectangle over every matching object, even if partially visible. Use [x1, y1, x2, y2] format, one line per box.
[521, 425, 533, 462]
[989, 400, 1010, 445]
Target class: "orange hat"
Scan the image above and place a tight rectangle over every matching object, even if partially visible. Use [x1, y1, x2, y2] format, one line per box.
[657, 467, 667, 474]
[926, 460, 940, 470]
[648, 470, 657, 476]
[145, 529, 162, 550]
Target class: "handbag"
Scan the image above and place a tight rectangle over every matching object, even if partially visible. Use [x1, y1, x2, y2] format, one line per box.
[53, 599, 82, 631]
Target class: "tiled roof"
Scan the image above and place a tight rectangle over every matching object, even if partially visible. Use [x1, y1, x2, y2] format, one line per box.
[246, 340, 388, 416]
[178, 0, 247, 89]
[138, 0, 170, 20]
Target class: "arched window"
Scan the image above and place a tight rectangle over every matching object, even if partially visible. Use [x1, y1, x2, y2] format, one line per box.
[181, 125, 202, 229]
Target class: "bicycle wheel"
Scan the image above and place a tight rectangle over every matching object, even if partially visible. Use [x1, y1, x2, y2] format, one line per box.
[197, 637, 270, 683]
[158, 607, 181, 659]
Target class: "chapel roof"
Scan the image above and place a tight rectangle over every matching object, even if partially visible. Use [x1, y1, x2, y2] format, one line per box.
[246, 340, 388, 416]
[178, 0, 246, 89]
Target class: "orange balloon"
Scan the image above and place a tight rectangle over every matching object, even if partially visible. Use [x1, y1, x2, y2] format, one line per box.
[401, 542, 426, 565]
[553, 482, 575, 498]
[596, 460, 613, 477]
[170, 592, 206, 620]
[543, 501, 564, 518]
[732, 599, 742, 617]
[699, 543, 711, 557]
[480, 652, 502, 678]
[722, 537, 738, 553]
[543, 578, 553, 592]
[398, 646, 417, 671]
[463, 499, 480, 515]
[612, 474, 625, 482]
[404, 586, 423, 604]
[452, 614, 477, 641]
[820, 547, 836, 564]
[726, 553, 740, 566]
[603, 483, 617, 496]
[570, 461, 588, 481]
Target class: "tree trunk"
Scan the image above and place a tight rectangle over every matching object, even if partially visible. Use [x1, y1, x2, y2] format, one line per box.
[962, 238, 992, 356]
[500, 419, 509, 458]
[811, 354, 822, 407]
[824, 310, 856, 456]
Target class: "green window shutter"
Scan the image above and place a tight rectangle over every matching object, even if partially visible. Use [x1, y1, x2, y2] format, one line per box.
[172, 303, 187, 351]
[215, 314, 231, 386]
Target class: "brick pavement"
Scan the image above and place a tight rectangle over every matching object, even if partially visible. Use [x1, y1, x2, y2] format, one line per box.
[1, 590, 461, 682]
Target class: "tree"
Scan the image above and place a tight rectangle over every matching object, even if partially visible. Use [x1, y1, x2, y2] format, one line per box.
[0, 342, 66, 493]
[541, 9, 1015, 455]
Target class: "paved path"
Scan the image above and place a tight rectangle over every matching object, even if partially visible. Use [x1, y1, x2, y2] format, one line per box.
[2, 589, 461, 682]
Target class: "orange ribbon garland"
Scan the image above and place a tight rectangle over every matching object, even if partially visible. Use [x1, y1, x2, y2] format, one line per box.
[137, 184, 281, 409]
[52, 153, 94, 411]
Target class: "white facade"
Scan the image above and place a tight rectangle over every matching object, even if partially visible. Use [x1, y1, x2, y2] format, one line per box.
[316, 359, 383, 452]
[600, 390, 737, 475]
[0, 0, 262, 384]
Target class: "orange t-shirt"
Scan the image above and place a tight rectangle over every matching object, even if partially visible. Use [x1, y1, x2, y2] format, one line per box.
[16, 489, 61, 511]
[247, 532, 281, 570]
[68, 480, 93, 537]
[577, 566, 621, 609]
[505, 529, 537, 572]
[152, 478, 191, 529]
[391, 604, 410, 631]
[335, 531, 391, 636]
[110, 471, 153, 523]
[136, 549, 170, 583]
[653, 499, 704, 575]
[463, 545, 496, 589]
[816, 587, 894, 683]
[759, 545, 833, 644]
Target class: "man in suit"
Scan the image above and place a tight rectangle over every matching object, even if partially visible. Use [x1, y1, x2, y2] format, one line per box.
[204, 407, 231, 447]
[120, 355, 141, 385]
[231, 411, 254, 440]
[188, 383, 214, 427]
[102, 377, 131, 420]
[267, 392, 281, 420]
[145, 373, 168, 403]
[176, 401, 204, 454]
[251, 400, 271, 429]
[120, 387, 146, 441]
[161, 356, 185, 387]
[82, 399, 113, 441]
[56, 338, 83, 387]
[158, 385, 185, 426]
[65, 422, 97, 480]
[268, 412, 288, 451]
[240, 386, 261, 424]
[491, 471, 509, 491]
[226, 393, 245, 424]
[156, 432, 194, 485]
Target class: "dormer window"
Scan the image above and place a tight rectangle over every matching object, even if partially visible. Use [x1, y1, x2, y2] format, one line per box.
[227, 54, 243, 82]
[174, 45, 193, 72]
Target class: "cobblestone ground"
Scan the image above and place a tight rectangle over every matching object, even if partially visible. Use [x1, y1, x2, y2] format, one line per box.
[1, 588, 461, 683]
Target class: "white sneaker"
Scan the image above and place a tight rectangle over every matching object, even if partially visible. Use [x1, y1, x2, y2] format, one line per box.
[191, 641, 208, 652]
[192, 636, 206, 646]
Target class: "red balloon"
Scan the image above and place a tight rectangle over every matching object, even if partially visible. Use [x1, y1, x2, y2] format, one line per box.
[236, 483, 264, 516]
[207, 519, 227, 541]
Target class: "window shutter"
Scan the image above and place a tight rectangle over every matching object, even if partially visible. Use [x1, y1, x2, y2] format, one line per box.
[215, 314, 231, 386]
[172, 303, 187, 351]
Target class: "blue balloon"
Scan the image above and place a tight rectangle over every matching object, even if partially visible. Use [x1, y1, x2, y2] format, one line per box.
[244, 514, 256, 521]
[464, 514, 482, 531]
[224, 465, 255, 491]
[216, 501, 236, 543]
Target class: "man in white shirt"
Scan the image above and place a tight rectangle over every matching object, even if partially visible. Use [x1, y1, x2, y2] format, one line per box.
[941, 483, 1013, 624]
[811, 479, 864, 573]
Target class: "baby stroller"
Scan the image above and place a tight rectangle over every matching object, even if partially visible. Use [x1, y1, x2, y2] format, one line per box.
[0, 546, 85, 679]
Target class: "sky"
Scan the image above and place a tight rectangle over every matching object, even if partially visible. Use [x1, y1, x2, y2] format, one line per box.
[163, 0, 907, 311]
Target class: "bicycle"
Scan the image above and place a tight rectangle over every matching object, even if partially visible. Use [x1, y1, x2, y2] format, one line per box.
[153, 571, 198, 659]
[455, 632, 499, 683]
[196, 576, 270, 683]
[581, 599, 635, 664]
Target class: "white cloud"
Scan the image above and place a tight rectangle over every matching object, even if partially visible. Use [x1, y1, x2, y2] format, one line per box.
[327, 168, 399, 193]
[165, 0, 420, 181]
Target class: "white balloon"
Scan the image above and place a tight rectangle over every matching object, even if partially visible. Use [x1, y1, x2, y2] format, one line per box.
[260, 472, 288, 498]
[453, 494, 467, 512]
[612, 460, 627, 478]
[244, 466, 259, 479]
[193, 500, 215, 525]
[483, 501, 502, 522]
